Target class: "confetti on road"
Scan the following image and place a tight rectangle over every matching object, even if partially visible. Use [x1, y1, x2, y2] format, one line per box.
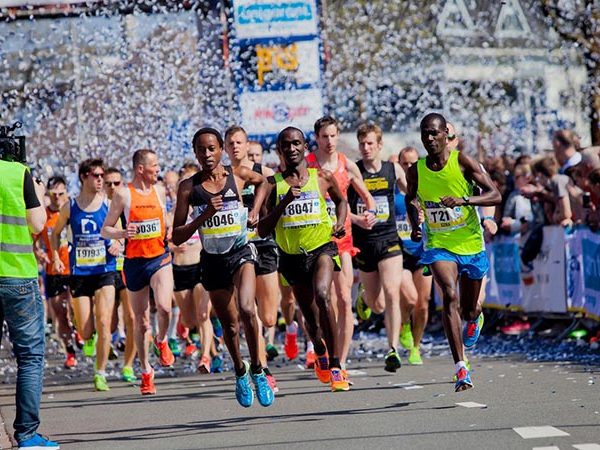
[573, 445, 600, 450]
[456, 402, 487, 408]
[513, 426, 570, 439]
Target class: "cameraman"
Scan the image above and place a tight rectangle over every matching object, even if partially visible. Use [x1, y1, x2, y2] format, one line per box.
[0, 158, 59, 449]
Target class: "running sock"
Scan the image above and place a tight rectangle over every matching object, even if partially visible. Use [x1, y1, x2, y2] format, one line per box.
[306, 340, 315, 353]
[250, 363, 263, 375]
[330, 357, 341, 369]
[150, 312, 158, 337]
[286, 321, 298, 334]
[314, 340, 327, 356]
[235, 364, 247, 377]
[66, 344, 76, 354]
[95, 369, 107, 376]
[263, 367, 272, 376]
[168, 307, 179, 340]
[455, 361, 467, 372]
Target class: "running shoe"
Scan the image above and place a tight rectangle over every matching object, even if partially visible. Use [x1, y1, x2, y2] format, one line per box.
[356, 285, 371, 320]
[399, 323, 414, 350]
[305, 350, 316, 369]
[265, 372, 279, 394]
[454, 366, 474, 392]
[500, 320, 531, 335]
[211, 355, 223, 373]
[154, 337, 175, 367]
[177, 321, 189, 340]
[314, 353, 331, 383]
[197, 355, 211, 374]
[184, 342, 197, 358]
[330, 368, 350, 392]
[463, 313, 484, 348]
[452, 358, 471, 382]
[82, 333, 97, 358]
[93, 373, 110, 392]
[64, 352, 77, 369]
[211, 317, 223, 338]
[108, 345, 119, 361]
[168, 338, 181, 357]
[235, 361, 254, 408]
[251, 369, 275, 407]
[384, 348, 402, 373]
[284, 325, 299, 360]
[265, 343, 279, 361]
[342, 369, 354, 386]
[17, 433, 60, 449]
[408, 347, 423, 365]
[140, 369, 156, 395]
[74, 331, 84, 349]
[122, 366, 137, 383]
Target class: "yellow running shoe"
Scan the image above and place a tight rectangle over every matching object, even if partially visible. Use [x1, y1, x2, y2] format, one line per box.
[400, 323, 414, 350]
[330, 368, 350, 392]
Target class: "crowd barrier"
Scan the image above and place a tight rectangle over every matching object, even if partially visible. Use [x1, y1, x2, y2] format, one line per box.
[430, 226, 600, 320]
[482, 225, 600, 320]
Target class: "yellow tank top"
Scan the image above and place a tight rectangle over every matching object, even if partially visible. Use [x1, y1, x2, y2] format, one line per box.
[417, 151, 484, 255]
[274, 168, 333, 254]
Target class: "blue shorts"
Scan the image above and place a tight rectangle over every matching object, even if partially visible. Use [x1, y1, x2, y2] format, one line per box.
[420, 248, 489, 280]
[123, 251, 172, 292]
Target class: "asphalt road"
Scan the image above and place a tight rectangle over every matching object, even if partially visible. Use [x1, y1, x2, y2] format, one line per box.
[1, 340, 599, 450]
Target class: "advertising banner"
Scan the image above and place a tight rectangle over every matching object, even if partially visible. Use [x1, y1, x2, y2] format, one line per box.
[581, 228, 600, 319]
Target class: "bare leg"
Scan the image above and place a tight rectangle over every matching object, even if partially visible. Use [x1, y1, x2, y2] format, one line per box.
[430, 261, 462, 363]
[93, 285, 116, 372]
[334, 252, 354, 366]
[234, 263, 260, 368]
[149, 265, 174, 343]
[412, 269, 432, 350]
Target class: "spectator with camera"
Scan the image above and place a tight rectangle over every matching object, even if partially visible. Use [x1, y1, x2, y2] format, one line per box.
[0, 137, 59, 447]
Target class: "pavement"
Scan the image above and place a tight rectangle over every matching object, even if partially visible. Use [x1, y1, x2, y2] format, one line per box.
[1, 335, 599, 450]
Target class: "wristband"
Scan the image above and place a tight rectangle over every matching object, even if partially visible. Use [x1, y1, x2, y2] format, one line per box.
[480, 216, 495, 226]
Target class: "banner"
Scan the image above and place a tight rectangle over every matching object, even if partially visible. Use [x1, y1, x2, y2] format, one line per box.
[581, 228, 600, 319]
[228, 0, 324, 143]
[489, 235, 522, 309]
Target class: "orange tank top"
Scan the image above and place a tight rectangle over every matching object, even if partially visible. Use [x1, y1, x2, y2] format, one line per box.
[125, 184, 166, 259]
[41, 207, 70, 275]
[306, 152, 352, 235]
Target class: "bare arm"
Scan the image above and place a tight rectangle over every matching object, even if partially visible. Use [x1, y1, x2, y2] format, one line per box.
[236, 165, 268, 226]
[101, 188, 130, 240]
[405, 164, 422, 242]
[394, 162, 408, 193]
[26, 177, 47, 234]
[49, 201, 69, 272]
[258, 177, 298, 238]
[321, 169, 347, 238]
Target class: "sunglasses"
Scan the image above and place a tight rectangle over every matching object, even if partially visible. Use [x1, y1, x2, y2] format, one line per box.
[447, 134, 456, 140]
[105, 181, 121, 187]
[88, 172, 104, 179]
[49, 192, 66, 196]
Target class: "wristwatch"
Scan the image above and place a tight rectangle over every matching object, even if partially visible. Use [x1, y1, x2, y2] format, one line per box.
[462, 196, 470, 205]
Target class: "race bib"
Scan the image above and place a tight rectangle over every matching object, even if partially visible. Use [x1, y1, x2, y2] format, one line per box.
[201, 201, 242, 238]
[425, 205, 466, 232]
[357, 196, 390, 222]
[131, 218, 161, 240]
[75, 241, 106, 267]
[396, 219, 411, 240]
[281, 191, 321, 228]
[325, 198, 337, 225]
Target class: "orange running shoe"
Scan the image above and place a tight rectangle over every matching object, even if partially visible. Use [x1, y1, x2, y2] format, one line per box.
[341, 369, 354, 386]
[154, 337, 175, 367]
[314, 353, 331, 384]
[64, 352, 77, 369]
[284, 328, 299, 360]
[184, 342, 197, 358]
[330, 368, 350, 392]
[197, 355, 211, 374]
[140, 369, 156, 395]
[305, 350, 316, 369]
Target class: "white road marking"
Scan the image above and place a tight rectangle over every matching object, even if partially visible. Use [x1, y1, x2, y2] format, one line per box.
[573, 444, 600, 450]
[403, 385, 423, 390]
[513, 426, 570, 439]
[532, 447, 560, 450]
[456, 402, 487, 408]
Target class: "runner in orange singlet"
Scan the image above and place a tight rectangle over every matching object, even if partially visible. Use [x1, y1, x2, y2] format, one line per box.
[102, 149, 174, 395]
[306, 116, 377, 382]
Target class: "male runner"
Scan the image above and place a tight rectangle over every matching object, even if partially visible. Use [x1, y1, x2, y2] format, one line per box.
[102, 149, 175, 395]
[394, 147, 432, 365]
[104, 167, 137, 383]
[405, 113, 501, 391]
[34, 176, 77, 369]
[225, 126, 279, 391]
[248, 141, 264, 164]
[51, 159, 117, 391]
[172, 127, 274, 408]
[349, 123, 407, 372]
[307, 116, 376, 379]
[258, 126, 350, 392]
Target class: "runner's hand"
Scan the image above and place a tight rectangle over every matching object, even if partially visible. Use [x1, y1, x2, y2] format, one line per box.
[52, 258, 65, 273]
[283, 186, 301, 205]
[124, 223, 138, 239]
[207, 196, 224, 215]
[332, 222, 346, 238]
[107, 240, 122, 256]
[363, 211, 377, 228]
[440, 196, 461, 207]
[411, 228, 422, 242]
[248, 209, 259, 227]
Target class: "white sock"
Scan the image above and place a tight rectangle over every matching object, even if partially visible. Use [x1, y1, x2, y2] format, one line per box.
[455, 361, 467, 372]
[150, 312, 158, 337]
[286, 321, 298, 334]
[95, 369, 107, 376]
[306, 340, 314, 353]
[168, 307, 179, 340]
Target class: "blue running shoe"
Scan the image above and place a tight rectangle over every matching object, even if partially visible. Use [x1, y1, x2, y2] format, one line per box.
[463, 312, 484, 349]
[211, 355, 223, 373]
[235, 361, 254, 408]
[251, 369, 275, 407]
[18, 433, 60, 448]
[454, 366, 474, 392]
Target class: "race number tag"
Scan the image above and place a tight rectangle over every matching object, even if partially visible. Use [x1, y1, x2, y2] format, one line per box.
[425, 205, 466, 232]
[131, 218, 161, 240]
[201, 201, 242, 238]
[75, 241, 106, 267]
[357, 196, 389, 222]
[325, 198, 337, 225]
[396, 219, 411, 240]
[281, 191, 322, 228]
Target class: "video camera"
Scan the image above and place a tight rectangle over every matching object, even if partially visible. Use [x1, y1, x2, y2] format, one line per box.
[0, 122, 26, 163]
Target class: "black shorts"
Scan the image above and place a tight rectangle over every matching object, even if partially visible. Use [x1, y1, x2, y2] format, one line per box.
[115, 271, 126, 293]
[173, 263, 202, 292]
[278, 241, 340, 286]
[200, 244, 256, 292]
[402, 251, 423, 273]
[69, 272, 116, 298]
[354, 236, 403, 273]
[44, 274, 69, 298]
[253, 240, 279, 276]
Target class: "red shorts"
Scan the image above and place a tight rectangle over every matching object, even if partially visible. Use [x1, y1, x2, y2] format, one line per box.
[334, 233, 359, 257]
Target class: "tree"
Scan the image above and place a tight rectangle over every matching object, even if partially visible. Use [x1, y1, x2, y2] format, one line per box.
[542, 0, 600, 145]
